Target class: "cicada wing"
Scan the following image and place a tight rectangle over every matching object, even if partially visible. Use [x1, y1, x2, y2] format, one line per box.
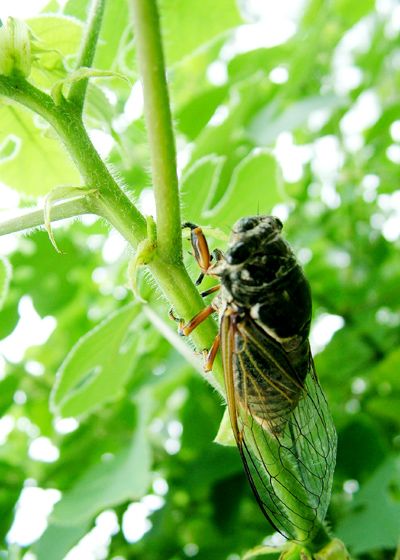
[287, 359, 337, 519]
[220, 314, 337, 542]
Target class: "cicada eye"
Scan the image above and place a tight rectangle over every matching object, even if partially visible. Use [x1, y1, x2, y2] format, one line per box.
[227, 242, 249, 264]
[238, 217, 259, 232]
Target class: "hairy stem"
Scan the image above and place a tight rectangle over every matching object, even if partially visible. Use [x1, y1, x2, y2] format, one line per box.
[128, 0, 182, 265]
[0, 198, 93, 236]
[68, 0, 106, 113]
[126, 0, 224, 388]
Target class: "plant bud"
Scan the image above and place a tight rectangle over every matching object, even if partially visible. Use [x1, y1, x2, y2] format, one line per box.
[0, 17, 31, 78]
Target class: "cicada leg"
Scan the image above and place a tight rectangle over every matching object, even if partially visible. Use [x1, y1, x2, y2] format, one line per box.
[200, 284, 220, 298]
[183, 223, 225, 275]
[169, 223, 224, 371]
[182, 222, 212, 274]
[202, 333, 220, 372]
[173, 303, 216, 337]
[169, 302, 220, 371]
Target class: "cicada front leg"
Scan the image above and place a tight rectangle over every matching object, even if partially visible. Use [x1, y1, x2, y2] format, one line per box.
[182, 222, 225, 277]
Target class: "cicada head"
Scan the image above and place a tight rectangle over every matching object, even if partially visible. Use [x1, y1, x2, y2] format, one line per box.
[219, 215, 295, 300]
[226, 216, 283, 262]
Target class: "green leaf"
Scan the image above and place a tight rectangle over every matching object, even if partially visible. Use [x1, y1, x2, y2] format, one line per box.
[214, 407, 236, 447]
[205, 149, 284, 226]
[94, 0, 132, 74]
[180, 154, 226, 224]
[247, 94, 347, 146]
[185, 74, 276, 213]
[27, 15, 84, 88]
[34, 522, 91, 560]
[228, 45, 291, 83]
[336, 417, 387, 483]
[314, 539, 351, 560]
[333, 0, 375, 25]
[0, 301, 19, 340]
[159, 0, 242, 65]
[242, 543, 290, 559]
[0, 374, 20, 417]
[0, 106, 81, 195]
[370, 347, 400, 389]
[336, 455, 400, 553]
[84, 81, 116, 130]
[63, 0, 91, 21]
[0, 255, 11, 312]
[50, 393, 152, 524]
[176, 85, 230, 140]
[51, 302, 141, 418]
[0, 461, 25, 543]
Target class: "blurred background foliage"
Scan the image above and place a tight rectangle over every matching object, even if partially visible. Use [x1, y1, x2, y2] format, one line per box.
[0, 0, 400, 558]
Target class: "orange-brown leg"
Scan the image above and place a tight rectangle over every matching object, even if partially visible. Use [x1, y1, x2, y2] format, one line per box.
[169, 302, 220, 371]
[177, 304, 216, 336]
[200, 284, 220, 298]
[182, 222, 213, 273]
[202, 333, 220, 372]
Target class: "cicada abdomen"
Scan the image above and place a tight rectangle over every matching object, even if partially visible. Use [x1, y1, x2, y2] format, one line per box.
[175, 216, 337, 543]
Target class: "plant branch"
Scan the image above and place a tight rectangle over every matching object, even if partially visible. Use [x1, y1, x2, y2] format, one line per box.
[128, 0, 182, 264]
[0, 74, 224, 393]
[0, 198, 93, 236]
[126, 0, 224, 390]
[68, 0, 106, 113]
[0, 75, 147, 247]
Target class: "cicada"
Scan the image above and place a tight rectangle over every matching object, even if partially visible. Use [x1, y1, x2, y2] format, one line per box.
[173, 216, 337, 543]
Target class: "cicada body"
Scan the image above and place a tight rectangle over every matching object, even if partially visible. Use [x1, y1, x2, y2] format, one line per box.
[177, 216, 337, 542]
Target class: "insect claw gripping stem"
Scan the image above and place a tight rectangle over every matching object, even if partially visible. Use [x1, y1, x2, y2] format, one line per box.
[169, 303, 220, 371]
[178, 304, 216, 337]
[168, 308, 187, 335]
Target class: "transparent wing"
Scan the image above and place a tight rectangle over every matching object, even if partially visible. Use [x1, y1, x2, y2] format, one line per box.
[220, 314, 337, 542]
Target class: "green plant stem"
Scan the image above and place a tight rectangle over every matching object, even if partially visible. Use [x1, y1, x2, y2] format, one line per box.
[68, 0, 106, 113]
[0, 198, 93, 236]
[147, 258, 224, 393]
[128, 0, 182, 264]
[125, 0, 224, 389]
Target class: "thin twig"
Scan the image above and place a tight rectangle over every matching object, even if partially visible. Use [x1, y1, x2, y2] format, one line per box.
[0, 198, 93, 237]
[68, 0, 106, 113]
